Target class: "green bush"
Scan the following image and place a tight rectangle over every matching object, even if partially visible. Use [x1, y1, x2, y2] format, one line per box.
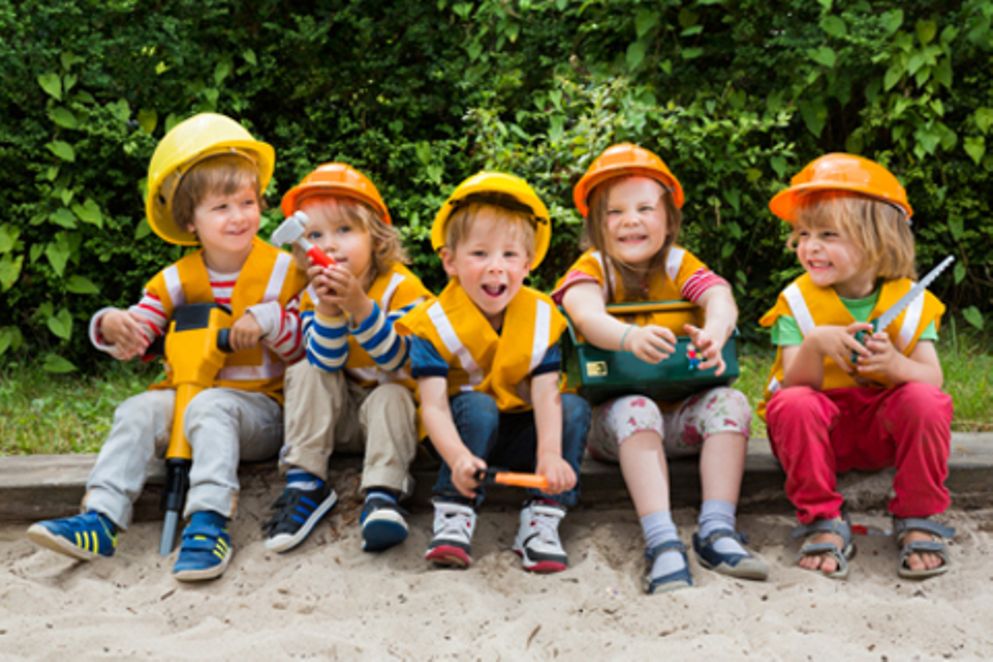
[1, 0, 990, 371]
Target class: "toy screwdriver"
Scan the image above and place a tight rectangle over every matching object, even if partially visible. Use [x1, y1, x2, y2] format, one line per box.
[852, 255, 954, 362]
[474, 468, 549, 490]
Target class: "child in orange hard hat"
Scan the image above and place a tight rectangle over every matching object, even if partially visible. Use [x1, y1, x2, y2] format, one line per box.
[554, 143, 766, 593]
[760, 153, 954, 580]
[263, 162, 432, 555]
[27, 113, 308, 581]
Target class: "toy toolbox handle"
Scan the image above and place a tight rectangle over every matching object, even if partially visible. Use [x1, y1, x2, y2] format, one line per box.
[562, 299, 697, 344]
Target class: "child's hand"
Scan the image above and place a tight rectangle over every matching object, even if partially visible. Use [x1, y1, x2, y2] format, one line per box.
[626, 324, 676, 364]
[308, 264, 343, 317]
[321, 265, 373, 321]
[683, 324, 726, 376]
[808, 322, 873, 373]
[452, 453, 487, 499]
[536, 452, 577, 495]
[857, 331, 899, 380]
[228, 312, 263, 351]
[100, 309, 150, 360]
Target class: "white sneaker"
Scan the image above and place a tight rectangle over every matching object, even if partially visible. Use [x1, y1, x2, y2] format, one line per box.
[424, 500, 477, 568]
[513, 501, 568, 573]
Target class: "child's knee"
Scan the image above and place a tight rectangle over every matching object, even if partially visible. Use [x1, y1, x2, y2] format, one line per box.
[701, 387, 752, 437]
[890, 382, 952, 425]
[766, 386, 825, 423]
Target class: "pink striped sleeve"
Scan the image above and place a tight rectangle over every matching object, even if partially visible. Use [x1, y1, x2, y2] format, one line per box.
[550, 270, 601, 304]
[680, 268, 729, 303]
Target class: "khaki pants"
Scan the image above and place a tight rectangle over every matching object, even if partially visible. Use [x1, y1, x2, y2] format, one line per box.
[281, 361, 418, 497]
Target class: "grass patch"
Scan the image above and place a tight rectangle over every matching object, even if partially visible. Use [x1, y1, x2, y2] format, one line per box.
[0, 361, 162, 455]
[1, 329, 989, 456]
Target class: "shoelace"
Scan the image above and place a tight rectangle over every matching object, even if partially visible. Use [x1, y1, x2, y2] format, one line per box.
[435, 509, 472, 538]
[529, 510, 563, 547]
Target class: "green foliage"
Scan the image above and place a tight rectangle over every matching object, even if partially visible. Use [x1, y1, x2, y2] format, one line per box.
[1, 0, 990, 370]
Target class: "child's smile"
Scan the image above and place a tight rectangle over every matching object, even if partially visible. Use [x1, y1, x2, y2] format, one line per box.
[605, 177, 668, 270]
[796, 225, 874, 298]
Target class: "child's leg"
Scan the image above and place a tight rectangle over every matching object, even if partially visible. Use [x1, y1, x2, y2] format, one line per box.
[864, 382, 953, 574]
[280, 361, 351, 482]
[84, 389, 176, 529]
[358, 383, 418, 496]
[183, 387, 282, 519]
[766, 386, 848, 575]
[357, 383, 418, 551]
[28, 389, 173, 560]
[590, 395, 688, 587]
[431, 391, 500, 503]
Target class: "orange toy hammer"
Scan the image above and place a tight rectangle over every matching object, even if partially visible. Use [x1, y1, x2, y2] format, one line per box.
[474, 468, 549, 491]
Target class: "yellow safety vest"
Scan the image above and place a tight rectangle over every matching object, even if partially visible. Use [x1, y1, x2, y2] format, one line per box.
[145, 237, 308, 403]
[756, 274, 945, 420]
[555, 246, 708, 330]
[396, 280, 566, 412]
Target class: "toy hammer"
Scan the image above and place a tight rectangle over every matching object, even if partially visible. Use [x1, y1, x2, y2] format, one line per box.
[474, 468, 549, 491]
[270, 211, 335, 267]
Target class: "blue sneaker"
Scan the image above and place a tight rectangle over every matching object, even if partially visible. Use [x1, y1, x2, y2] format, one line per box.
[27, 511, 118, 561]
[692, 529, 769, 581]
[360, 492, 408, 552]
[172, 511, 232, 582]
[262, 481, 338, 553]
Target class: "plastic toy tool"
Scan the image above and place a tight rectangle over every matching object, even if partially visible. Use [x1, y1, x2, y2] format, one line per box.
[270, 211, 335, 267]
[852, 255, 955, 361]
[474, 468, 549, 491]
[159, 303, 233, 556]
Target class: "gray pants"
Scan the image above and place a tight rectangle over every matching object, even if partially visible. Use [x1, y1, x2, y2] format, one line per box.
[280, 361, 418, 497]
[84, 387, 282, 529]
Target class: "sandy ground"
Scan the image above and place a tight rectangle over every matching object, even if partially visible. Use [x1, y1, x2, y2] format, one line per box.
[2, 472, 993, 661]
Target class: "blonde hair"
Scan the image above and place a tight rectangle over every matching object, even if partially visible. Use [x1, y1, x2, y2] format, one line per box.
[297, 196, 406, 282]
[583, 175, 682, 298]
[789, 192, 916, 280]
[444, 195, 536, 259]
[173, 153, 262, 232]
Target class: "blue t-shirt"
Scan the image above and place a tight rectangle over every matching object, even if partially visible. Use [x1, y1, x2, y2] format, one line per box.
[408, 335, 561, 379]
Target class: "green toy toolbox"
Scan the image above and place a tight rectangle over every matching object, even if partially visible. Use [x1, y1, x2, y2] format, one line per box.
[561, 300, 739, 405]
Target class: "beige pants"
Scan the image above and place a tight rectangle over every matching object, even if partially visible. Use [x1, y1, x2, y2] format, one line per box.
[281, 361, 418, 496]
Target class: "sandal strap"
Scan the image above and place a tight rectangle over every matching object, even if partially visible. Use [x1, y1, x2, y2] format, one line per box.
[893, 517, 955, 540]
[699, 528, 748, 547]
[791, 517, 852, 547]
[645, 539, 687, 562]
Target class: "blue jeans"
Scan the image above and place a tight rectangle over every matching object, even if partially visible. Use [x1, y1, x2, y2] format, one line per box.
[431, 391, 591, 508]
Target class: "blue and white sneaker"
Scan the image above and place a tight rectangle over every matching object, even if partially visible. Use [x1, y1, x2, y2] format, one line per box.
[360, 491, 408, 552]
[27, 511, 118, 561]
[262, 480, 338, 553]
[172, 511, 232, 582]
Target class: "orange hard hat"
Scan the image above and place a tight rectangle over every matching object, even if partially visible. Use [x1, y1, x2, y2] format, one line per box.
[769, 153, 913, 223]
[573, 143, 684, 218]
[281, 162, 391, 224]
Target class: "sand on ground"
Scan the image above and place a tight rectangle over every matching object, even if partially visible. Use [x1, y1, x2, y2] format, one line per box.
[2, 470, 992, 661]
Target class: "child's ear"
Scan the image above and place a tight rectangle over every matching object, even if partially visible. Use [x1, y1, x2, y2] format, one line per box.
[440, 246, 458, 277]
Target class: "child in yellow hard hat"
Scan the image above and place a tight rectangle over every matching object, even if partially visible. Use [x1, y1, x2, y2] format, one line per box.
[263, 163, 432, 554]
[555, 143, 766, 593]
[397, 172, 591, 572]
[760, 153, 954, 580]
[27, 113, 307, 581]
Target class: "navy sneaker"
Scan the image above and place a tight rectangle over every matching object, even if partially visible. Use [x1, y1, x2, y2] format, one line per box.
[173, 511, 232, 582]
[262, 482, 338, 553]
[360, 491, 408, 552]
[27, 511, 118, 561]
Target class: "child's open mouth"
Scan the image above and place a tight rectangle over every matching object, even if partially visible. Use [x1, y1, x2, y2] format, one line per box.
[618, 234, 647, 244]
[482, 284, 507, 298]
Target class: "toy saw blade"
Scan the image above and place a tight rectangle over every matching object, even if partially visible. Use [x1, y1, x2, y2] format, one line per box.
[874, 255, 954, 332]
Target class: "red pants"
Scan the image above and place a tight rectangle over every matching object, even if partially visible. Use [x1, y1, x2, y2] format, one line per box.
[766, 383, 952, 524]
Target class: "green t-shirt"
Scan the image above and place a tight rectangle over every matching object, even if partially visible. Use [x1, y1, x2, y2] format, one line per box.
[770, 288, 938, 346]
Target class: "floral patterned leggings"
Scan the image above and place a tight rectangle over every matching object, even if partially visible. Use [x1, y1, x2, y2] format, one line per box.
[588, 386, 752, 461]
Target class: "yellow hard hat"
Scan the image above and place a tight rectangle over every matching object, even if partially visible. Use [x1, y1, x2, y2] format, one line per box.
[431, 171, 551, 269]
[573, 143, 684, 218]
[281, 162, 391, 224]
[145, 113, 274, 245]
[769, 153, 913, 223]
